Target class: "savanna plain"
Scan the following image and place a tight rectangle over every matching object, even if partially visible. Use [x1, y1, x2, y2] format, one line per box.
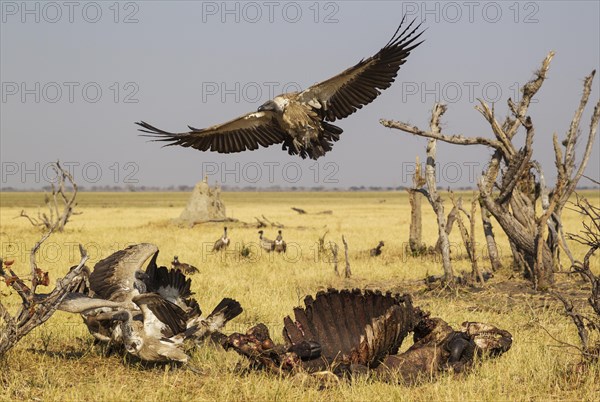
[0, 190, 599, 401]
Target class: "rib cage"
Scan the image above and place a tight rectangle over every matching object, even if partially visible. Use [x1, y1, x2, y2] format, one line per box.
[282, 288, 416, 368]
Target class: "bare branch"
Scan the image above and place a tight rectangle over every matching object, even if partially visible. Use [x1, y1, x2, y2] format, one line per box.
[582, 174, 600, 186]
[329, 241, 339, 277]
[505, 51, 555, 139]
[17, 161, 79, 232]
[560, 99, 600, 209]
[0, 240, 89, 357]
[474, 99, 514, 157]
[380, 118, 502, 149]
[564, 70, 596, 178]
[29, 225, 56, 294]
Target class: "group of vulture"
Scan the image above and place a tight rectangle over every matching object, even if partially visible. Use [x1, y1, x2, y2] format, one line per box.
[53, 243, 512, 384]
[211, 226, 287, 255]
[211, 226, 383, 258]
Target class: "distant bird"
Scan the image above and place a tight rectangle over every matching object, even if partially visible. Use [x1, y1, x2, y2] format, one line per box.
[213, 226, 230, 252]
[136, 17, 424, 160]
[171, 256, 199, 275]
[370, 241, 385, 257]
[274, 230, 287, 253]
[60, 244, 242, 363]
[258, 230, 274, 252]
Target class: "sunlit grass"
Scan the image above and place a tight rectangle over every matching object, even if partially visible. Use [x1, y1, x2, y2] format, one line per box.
[0, 190, 599, 400]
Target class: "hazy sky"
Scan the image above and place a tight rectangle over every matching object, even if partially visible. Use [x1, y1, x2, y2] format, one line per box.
[1, 1, 599, 190]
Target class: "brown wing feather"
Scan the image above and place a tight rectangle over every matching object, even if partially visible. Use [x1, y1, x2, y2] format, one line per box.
[133, 293, 188, 337]
[89, 243, 158, 302]
[136, 111, 287, 154]
[299, 17, 425, 122]
[284, 289, 416, 369]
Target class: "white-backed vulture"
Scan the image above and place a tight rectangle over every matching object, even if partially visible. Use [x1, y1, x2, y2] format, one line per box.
[212, 227, 230, 252]
[61, 244, 242, 363]
[136, 17, 424, 160]
[274, 230, 287, 253]
[171, 255, 199, 275]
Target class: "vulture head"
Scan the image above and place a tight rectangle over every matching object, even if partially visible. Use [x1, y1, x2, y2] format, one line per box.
[125, 336, 144, 356]
[257, 96, 288, 113]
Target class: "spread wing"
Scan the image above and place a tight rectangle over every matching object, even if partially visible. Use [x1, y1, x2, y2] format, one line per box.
[89, 243, 158, 302]
[136, 111, 287, 154]
[133, 293, 188, 338]
[282, 289, 416, 369]
[145, 261, 201, 319]
[298, 17, 424, 122]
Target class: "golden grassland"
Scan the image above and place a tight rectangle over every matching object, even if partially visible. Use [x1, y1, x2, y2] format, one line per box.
[0, 190, 599, 401]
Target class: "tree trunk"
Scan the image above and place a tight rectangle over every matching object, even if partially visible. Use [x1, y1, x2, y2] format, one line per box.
[407, 189, 424, 254]
[423, 105, 454, 284]
[435, 204, 458, 252]
[479, 201, 502, 271]
[481, 194, 555, 288]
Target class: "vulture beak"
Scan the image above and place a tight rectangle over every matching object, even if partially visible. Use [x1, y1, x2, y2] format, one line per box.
[258, 100, 275, 112]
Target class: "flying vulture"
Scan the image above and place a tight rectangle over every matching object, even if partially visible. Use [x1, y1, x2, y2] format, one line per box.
[136, 17, 424, 160]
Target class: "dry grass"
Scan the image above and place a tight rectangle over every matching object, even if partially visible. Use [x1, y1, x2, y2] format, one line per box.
[1, 190, 599, 401]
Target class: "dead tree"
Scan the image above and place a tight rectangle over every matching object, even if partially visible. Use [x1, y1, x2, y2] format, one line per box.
[434, 204, 459, 253]
[254, 215, 284, 229]
[381, 52, 599, 290]
[0, 227, 88, 356]
[18, 161, 79, 232]
[342, 235, 351, 279]
[317, 230, 331, 262]
[329, 241, 339, 277]
[407, 156, 426, 255]
[392, 104, 454, 284]
[553, 196, 600, 365]
[291, 207, 307, 215]
[480, 201, 502, 271]
[449, 193, 485, 285]
[468, 197, 485, 284]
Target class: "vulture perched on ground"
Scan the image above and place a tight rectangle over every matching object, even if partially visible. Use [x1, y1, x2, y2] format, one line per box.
[58, 243, 242, 363]
[171, 255, 199, 275]
[274, 230, 287, 253]
[213, 227, 230, 252]
[137, 17, 424, 159]
[223, 288, 512, 383]
[258, 230, 275, 252]
[370, 241, 385, 257]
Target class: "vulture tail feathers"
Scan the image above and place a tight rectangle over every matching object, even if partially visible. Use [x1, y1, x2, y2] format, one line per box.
[208, 297, 243, 323]
[136, 121, 179, 136]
